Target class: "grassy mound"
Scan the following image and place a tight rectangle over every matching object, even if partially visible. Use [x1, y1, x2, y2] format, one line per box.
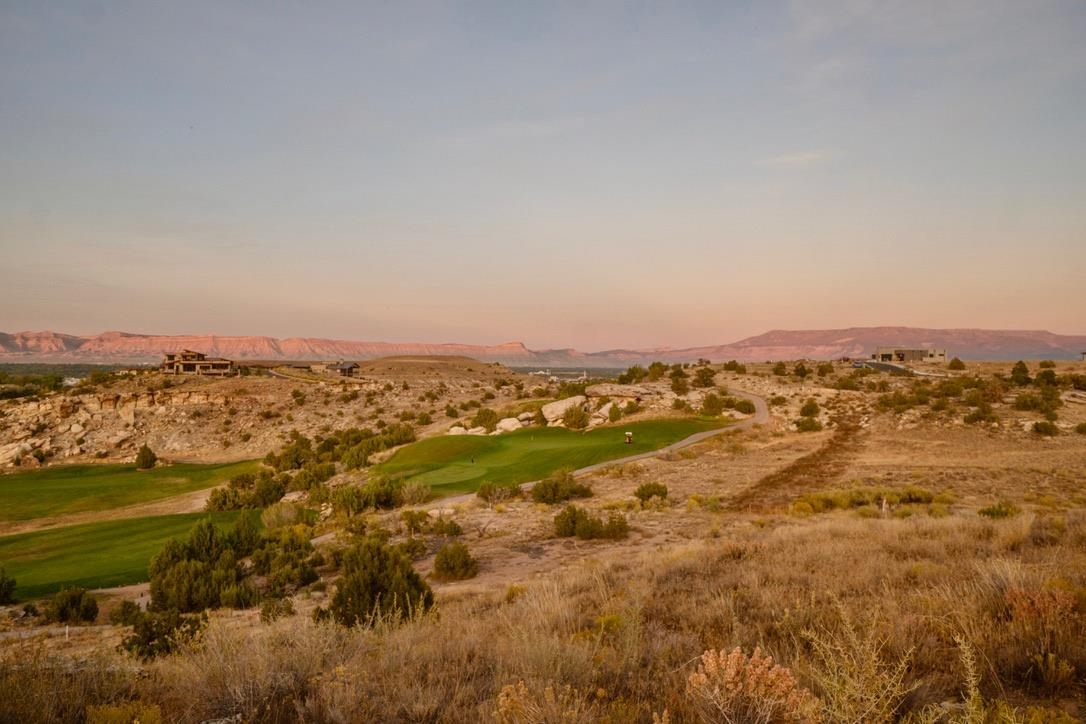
[376, 418, 726, 495]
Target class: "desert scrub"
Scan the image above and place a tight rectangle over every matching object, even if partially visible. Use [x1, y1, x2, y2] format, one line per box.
[477, 480, 523, 504]
[800, 399, 821, 417]
[553, 504, 629, 540]
[633, 482, 668, 503]
[1032, 421, 1059, 436]
[795, 417, 823, 432]
[321, 539, 433, 626]
[686, 646, 821, 723]
[531, 468, 592, 504]
[979, 500, 1020, 519]
[432, 542, 479, 581]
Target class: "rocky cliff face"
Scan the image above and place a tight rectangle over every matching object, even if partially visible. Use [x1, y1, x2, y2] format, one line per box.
[2, 327, 1085, 365]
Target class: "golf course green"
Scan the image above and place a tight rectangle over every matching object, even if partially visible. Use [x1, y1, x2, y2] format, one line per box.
[0, 511, 253, 599]
[375, 417, 728, 495]
[0, 460, 259, 522]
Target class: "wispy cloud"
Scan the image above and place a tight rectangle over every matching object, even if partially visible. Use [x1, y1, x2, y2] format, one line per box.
[756, 148, 836, 167]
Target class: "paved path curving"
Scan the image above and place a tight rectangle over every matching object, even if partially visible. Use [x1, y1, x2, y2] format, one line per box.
[424, 387, 770, 509]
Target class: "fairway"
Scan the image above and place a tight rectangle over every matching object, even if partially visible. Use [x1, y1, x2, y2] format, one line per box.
[376, 418, 728, 494]
[0, 460, 259, 522]
[0, 511, 254, 599]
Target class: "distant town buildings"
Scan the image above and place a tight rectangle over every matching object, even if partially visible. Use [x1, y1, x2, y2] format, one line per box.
[161, 350, 235, 376]
[871, 347, 947, 364]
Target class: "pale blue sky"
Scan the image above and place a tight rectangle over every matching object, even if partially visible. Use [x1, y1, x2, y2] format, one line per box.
[1, 1, 1084, 349]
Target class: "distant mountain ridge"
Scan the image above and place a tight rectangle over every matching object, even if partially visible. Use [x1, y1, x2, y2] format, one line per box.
[1, 327, 1084, 366]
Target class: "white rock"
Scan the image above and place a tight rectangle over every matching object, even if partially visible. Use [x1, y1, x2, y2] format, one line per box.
[517, 411, 536, 423]
[541, 396, 586, 424]
[496, 417, 522, 433]
[69, 422, 84, 434]
[447, 426, 467, 435]
[467, 426, 488, 435]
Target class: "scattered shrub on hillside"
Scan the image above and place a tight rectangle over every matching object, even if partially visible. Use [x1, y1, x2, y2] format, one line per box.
[401, 510, 430, 535]
[120, 609, 207, 660]
[531, 469, 592, 504]
[795, 417, 823, 432]
[948, 357, 966, 370]
[817, 363, 835, 377]
[617, 365, 647, 384]
[672, 398, 692, 412]
[608, 404, 622, 423]
[0, 565, 15, 604]
[445, 405, 459, 418]
[109, 600, 142, 626]
[670, 376, 690, 395]
[433, 542, 479, 581]
[1033, 421, 1059, 436]
[963, 403, 998, 425]
[561, 405, 589, 430]
[692, 367, 717, 388]
[322, 539, 433, 627]
[734, 399, 756, 415]
[472, 407, 499, 432]
[477, 480, 523, 504]
[135, 444, 157, 470]
[793, 362, 810, 378]
[148, 517, 257, 613]
[700, 393, 724, 417]
[260, 597, 295, 623]
[416, 412, 432, 425]
[1075, 422, 1086, 435]
[334, 477, 403, 515]
[800, 399, 820, 417]
[769, 395, 787, 406]
[553, 505, 628, 540]
[633, 482, 668, 503]
[686, 646, 821, 724]
[430, 517, 463, 537]
[979, 500, 1020, 519]
[772, 362, 788, 376]
[45, 587, 98, 623]
[624, 400, 640, 415]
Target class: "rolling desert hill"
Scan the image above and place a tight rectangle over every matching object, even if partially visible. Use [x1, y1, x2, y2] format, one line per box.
[1, 326, 1084, 365]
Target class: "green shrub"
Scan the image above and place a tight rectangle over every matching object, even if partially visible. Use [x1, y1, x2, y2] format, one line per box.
[692, 367, 717, 388]
[562, 405, 590, 430]
[1033, 420, 1059, 436]
[795, 417, 823, 432]
[430, 517, 463, 537]
[772, 362, 788, 376]
[260, 597, 295, 623]
[109, 600, 142, 626]
[979, 500, 1020, 519]
[121, 609, 207, 660]
[45, 587, 98, 623]
[433, 542, 478, 581]
[633, 482, 668, 502]
[476, 480, 522, 504]
[325, 539, 433, 626]
[0, 565, 15, 604]
[793, 363, 810, 378]
[700, 393, 724, 417]
[816, 363, 835, 377]
[416, 412, 432, 425]
[948, 357, 966, 370]
[963, 403, 998, 425]
[1075, 422, 1086, 435]
[733, 399, 756, 415]
[608, 405, 622, 422]
[530, 469, 592, 504]
[769, 395, 787, 406]
[671, 398, 691, 411]
[799, 399, 820, 417]
[472, 407, 499, 432]
[553, 505, 629, 540]
[135, 444, 157, 470]
[401, 510, 429, 535]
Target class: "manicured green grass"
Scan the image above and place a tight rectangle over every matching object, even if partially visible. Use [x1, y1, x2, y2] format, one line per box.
[0, 511, 253, 599]
[376, 418, 727, 495]
[0, 460, 259, 522]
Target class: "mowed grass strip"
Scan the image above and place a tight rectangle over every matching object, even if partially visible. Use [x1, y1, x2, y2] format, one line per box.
[376, 418, 727, 495]
[0, 460, 259, 522]
[0, 511, 251, 599]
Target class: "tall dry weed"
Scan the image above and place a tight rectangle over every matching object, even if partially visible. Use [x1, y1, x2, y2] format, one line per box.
[685, 646, 821, 724]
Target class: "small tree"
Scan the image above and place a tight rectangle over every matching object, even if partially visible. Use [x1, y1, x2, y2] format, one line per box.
[772, 362, 788, 376]
[793, 362, 810, 379]
[433, 542, 479, 581]
[948, 357, 965, 370]
[327, 539, 433, 627]
[562, 405, 589, 430]
[692, 367, 716, 388]
[135, 444, 158, 470]
[800, 399, 821, 418]
[45, 587, 98, 623]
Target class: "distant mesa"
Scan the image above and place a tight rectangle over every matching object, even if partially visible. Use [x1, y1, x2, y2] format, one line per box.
[1, 327, 1085, 365]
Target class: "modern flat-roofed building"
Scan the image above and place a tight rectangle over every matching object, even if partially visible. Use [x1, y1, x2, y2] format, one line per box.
[161, 350, 235, 376]
[871, 347, 947, 364]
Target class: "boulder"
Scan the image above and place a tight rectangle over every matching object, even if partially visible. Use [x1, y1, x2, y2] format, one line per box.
[496, 417, 522, 433]
[517, 411, 536, 423]
[467, 426, 488, 435]
[69, 422, 85, 435]
[447, 426, 468, 436]
[541, 396, 586, 424]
